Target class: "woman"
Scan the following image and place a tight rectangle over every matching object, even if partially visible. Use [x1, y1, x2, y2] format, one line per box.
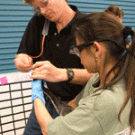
[105, 5, 131, 49]
[31, 12, 135, 135]
[105, 5, 124, 23]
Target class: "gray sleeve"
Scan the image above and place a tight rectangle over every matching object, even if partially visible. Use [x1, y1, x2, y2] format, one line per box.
[47, 104, 103, 135]
[47, 89, 119, 135]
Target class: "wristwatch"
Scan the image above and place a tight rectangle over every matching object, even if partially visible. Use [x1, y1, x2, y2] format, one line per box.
[66, 68, 74, 82]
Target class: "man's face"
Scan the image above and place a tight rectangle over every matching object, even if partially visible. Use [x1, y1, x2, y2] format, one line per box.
[32, 0, 64, 22]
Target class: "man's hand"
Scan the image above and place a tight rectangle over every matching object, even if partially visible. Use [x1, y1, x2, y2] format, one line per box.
[31, 61, 68, 82]
[14, 53, 33, 72]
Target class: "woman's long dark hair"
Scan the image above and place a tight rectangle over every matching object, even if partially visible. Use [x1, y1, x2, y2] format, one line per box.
[73, 12, 135, 130]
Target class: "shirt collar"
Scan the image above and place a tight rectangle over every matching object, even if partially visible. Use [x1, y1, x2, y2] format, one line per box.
[92, 73, 100, 88]
[66, 5, 82, 27]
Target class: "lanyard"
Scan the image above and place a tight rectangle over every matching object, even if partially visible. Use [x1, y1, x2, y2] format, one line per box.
[29, 19, 50, 58]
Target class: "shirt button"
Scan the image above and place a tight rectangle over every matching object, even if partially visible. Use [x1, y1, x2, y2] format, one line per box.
[56, 44, 59, 47]
[54, 33, 57, 36]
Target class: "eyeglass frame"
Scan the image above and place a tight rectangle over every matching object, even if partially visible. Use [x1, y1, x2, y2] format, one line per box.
[69, 39, 122, 57]
[33, 0, 54, 13]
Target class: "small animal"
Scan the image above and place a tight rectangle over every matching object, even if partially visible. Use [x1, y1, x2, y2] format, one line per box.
[42, 81, 74, 116]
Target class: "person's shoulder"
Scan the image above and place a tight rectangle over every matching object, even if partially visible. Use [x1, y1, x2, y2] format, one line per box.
[70, 5, 85, 17]
[94, 80, 126, 111]
[28, 12, 46, 27]
[76, 9, 86, 17]
[84, 89, 119, 120]
[31, 12, 45, 21]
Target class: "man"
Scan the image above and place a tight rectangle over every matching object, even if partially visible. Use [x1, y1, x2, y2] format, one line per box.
[14, 0, 93, 134]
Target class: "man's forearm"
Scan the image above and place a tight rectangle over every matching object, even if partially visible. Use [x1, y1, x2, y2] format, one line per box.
[31, 61, 93, 84]
[69, 69, 94, 85]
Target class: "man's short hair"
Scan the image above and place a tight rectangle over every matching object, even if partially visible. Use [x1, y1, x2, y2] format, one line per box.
[23, 0, 67, 4]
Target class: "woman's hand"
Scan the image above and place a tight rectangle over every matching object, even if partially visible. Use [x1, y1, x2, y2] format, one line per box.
[31, 79, 46, 104]
[31, 61, 68, 82]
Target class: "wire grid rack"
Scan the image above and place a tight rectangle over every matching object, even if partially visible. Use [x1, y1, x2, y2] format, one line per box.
[0, 80, 32, 135]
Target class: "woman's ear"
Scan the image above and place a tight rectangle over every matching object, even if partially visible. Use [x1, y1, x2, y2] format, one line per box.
[93, 41, 103, 58]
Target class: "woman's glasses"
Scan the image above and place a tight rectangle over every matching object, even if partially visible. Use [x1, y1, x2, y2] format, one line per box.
[69, 41, 94, 57]
[69, 39, 125, 57]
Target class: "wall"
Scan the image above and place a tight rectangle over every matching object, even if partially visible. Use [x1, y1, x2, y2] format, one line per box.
[0, 0, 33, 74]
[0, 0, 135, 74]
